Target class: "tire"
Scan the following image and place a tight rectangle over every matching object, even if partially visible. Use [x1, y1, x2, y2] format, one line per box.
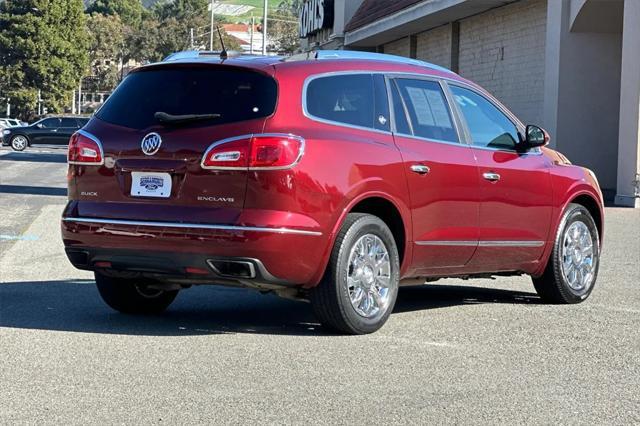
[310, 213, 400, 335]
[10, 135, 28, 151]
[533, 203, 600, 304]
[95, 272, 179, 314]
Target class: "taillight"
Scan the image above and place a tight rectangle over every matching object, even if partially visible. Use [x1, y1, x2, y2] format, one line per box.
[68, 131, 104, 165]
[201, 137, 250, 169]
[201, 134, 304, 170]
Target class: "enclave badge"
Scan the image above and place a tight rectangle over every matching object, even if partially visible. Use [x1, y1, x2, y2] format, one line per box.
[141, 132, 162, 156]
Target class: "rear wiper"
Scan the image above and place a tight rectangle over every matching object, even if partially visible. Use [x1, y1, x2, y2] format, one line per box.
[154, 111, 222, 125]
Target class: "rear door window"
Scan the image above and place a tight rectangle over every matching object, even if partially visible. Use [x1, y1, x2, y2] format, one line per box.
[306, 74, 375, 130]
[95, 66, 278, 130]
[60, 118, 78, 128]
[39, 118, 60, 128]
[394, 78, 458, 143]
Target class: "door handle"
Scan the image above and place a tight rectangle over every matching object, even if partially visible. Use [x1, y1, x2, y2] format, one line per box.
[483, 172, 501, 182]
[410, 164, 431, 175]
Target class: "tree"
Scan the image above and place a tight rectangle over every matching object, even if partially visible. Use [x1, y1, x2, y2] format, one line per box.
[268, 0, 302, 54]
[0, 0, 90, 119]
[85, 13, 124, 92]
[149, 0, 240, 58]
[86, 0, 144, 28]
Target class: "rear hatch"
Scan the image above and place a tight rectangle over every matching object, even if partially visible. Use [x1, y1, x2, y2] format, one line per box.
[70, 63, 277, 223]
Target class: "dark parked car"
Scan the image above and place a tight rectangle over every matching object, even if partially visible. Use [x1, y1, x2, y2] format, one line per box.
[1, 116, 89, 151]
[61, 51, 604, 334]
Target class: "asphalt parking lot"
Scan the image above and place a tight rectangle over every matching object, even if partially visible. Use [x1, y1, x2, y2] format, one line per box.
[1, 146, 639, 424]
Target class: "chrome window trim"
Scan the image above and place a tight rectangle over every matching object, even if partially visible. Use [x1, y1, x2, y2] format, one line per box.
[392, 132, 471, 148]
[415, 240, 545, 247]
[62, 217, 322, 236]
[200, 133, 306, 171]
[300, 70, 541, 154]
[68, 129, 105, 166]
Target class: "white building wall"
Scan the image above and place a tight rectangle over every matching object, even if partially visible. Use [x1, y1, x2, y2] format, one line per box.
[416, 24, 452, 69]
[382, 37, 410, 56]
[458, 0, 547, 125]
[544, 0, 622, 193]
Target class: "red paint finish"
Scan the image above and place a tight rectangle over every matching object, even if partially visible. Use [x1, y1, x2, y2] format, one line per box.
[61, 57, 604, 288]
[393, 134, 480, 272]
[470, 148, 553, 268]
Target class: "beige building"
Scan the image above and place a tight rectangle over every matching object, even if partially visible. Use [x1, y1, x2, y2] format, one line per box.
[299, 0, 640, 207]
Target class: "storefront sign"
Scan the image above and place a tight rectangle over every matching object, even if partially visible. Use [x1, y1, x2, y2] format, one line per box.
[299, 0, 334, 38]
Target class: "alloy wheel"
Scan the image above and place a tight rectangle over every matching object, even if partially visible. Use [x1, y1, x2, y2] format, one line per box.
[346, 233, 393, 318]
[561, 220, 596, 294]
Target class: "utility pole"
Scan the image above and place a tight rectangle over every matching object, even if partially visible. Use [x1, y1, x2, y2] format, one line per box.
[72, 90, 76, 115]
[209, 0, 215, 51]
[77, 80, 82, 115]
[190, 27, 194, 50]
[37, 90, 41, 116]
[262, 0, 268, 55]
[250, 15, 255, 54]
[6, 99, 10, 117]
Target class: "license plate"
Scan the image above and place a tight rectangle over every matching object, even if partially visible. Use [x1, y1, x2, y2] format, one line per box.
[130, 172, 172, 198]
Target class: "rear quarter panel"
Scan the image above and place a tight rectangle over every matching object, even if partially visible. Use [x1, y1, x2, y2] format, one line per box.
[258, 62, 414, 283]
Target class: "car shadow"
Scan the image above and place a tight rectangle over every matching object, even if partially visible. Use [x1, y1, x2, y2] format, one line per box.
[0, 279, 540, 337]
[0, 184, 67, 196]
[0, 152, 67, 164]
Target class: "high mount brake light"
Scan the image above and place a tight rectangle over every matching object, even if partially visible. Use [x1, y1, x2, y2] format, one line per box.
[201, 134, 304, 170]
[68, 131, 104, 165]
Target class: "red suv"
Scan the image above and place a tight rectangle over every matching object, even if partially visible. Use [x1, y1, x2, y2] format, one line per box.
[62, 51, 604, 334]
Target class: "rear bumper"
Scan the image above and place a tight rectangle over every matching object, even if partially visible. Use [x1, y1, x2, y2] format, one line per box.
[61, 215, 328, 287]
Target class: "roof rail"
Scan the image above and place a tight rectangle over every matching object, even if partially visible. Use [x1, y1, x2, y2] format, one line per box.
[162, 50, 247, 62]
[293, 50, 453, 74]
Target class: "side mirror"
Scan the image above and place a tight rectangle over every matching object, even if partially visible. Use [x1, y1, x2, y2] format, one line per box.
[36, 123, 44, 129]
[522, 125, 549, 149]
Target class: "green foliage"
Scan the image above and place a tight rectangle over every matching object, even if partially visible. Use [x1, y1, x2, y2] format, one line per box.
[152, 0, 239, 55]
[0, 0, 90, 119]
[86, 0, 144, 28]
[269, 0, 301, 54]
[85, 13, 124, 91]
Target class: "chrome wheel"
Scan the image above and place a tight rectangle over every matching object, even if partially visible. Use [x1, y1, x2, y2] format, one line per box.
[346, 234, 393, 318]
[561, 221, 596, 293]
[11, 135, 27, 151]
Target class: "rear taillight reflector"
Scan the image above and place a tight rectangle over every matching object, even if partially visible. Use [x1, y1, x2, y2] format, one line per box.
[68, 130, 104, 165]
[201, 134, 304, 170]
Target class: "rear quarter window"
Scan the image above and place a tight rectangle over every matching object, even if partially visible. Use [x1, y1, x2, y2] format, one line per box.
[305, 74, 375, 129]
[95, 66, 278, 130]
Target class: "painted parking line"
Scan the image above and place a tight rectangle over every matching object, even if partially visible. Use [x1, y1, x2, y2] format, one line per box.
[0, 234, 40, 241]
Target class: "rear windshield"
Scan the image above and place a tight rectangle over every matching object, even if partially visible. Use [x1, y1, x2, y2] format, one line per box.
[95, 66, 278, 130]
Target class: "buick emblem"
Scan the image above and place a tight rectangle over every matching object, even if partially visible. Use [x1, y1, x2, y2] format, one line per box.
[141, 132, 162, 156]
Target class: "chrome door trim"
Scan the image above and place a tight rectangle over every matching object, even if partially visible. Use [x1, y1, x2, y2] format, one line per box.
[415, 240, 545, 247]
[415, 241, 477, 247]
[478, 240, 545, 247]
[62, 217, 322, 236]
